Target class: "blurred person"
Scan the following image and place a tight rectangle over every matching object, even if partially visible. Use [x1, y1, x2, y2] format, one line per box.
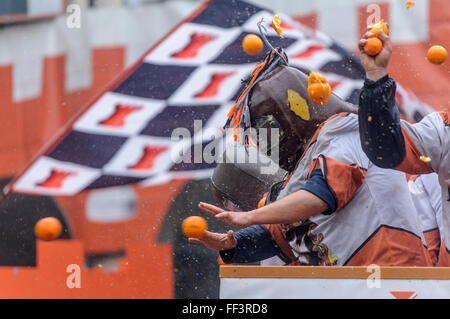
[408, 173, 442, 265]
[190, 49, 432, 267]
[357, 27, 450, 266]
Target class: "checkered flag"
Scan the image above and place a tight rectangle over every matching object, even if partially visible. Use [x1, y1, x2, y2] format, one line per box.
[6, 0, 433, 196]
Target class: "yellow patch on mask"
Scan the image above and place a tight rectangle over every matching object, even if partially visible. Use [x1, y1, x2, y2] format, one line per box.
[288, 89, 310, 120]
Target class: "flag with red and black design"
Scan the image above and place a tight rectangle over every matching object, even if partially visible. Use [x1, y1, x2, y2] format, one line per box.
[6, 0, 433, 197]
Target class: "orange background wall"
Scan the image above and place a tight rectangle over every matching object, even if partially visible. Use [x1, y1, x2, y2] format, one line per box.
[0, 240, 173, 298]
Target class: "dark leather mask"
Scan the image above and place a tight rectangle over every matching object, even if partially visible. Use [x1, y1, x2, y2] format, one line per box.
[248, 65, 358, 171]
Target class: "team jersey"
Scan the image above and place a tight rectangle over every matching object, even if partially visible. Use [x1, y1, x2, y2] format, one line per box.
[260, 256, 285, 266]
[271, 113, 432, 266]
[408, 173, 442, 265]
[358, 76, 449, 266]
[396, 109, 450, 266]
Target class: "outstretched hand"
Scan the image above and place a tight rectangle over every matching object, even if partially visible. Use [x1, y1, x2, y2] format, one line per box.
[188, 230, 237, 251]
[198, 202, 253, 229]
[358, 24, 392, 81]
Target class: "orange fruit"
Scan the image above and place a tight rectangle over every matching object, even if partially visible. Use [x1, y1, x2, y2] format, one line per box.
[34, 217, 62, 241]
[242, 34, 263, 56]
[182, 216, 208, 238]
[427, 45, 447, 65]
[272, 14, 284, 38]
[307, 72, 332, 106]
[405, 1, 416, 9]
[364, 37, 383, 56]
[369, 19, 389, 37]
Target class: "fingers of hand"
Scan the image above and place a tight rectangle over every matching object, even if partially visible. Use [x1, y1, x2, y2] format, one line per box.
[359, 39, 367, 52]
[377, 30, 389, 43]
[377, 32, 392, 52]
[226, 230, 235, 241]
[215, 212, 229, 221]
[227, 230, 237, 245]
[363, 31, 374, 39]
[188, 238, 201, 244]
[198, 202, 224, 216]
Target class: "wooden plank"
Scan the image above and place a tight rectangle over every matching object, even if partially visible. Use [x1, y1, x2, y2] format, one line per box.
[220, 266, 450, 280]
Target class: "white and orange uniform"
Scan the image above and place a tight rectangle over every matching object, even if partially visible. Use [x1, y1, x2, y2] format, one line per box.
[358, 76, 449, 266]
[396, 110, 450, 266]
[272, 113, 432, 266]
[408, 173, 442, 265]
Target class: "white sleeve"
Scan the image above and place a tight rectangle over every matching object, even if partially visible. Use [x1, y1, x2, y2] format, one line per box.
[400, 111, 449, 176]
[408, 174, 440, 233]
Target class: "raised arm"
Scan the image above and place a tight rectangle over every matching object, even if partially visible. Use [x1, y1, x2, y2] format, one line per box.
[358, 75, 406, 168]
[357, 26, 447, 175]
[357, 26, 407, 168]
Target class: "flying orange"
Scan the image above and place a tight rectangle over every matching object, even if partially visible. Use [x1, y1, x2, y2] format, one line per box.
[406, 1, 416, 9]
[307, 72, 332, 106]
[427, 45, 447, 65]
[242, 34, 263, 56]
[182, 216, 208, 238]
[272, 14, 284, 38]
[34, 217, 63, 241]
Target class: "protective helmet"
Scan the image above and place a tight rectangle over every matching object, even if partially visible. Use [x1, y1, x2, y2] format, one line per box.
[211, 144, 286, 211]
[226, 49, 358, 172]
[248, 64, 358, 171]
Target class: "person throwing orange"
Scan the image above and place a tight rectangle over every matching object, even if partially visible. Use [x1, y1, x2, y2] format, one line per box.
[357, 24, 450, 266]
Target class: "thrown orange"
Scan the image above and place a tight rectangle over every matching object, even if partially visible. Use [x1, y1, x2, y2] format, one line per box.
[182, 216, 208, 238]
[272, 14, 284, 38]
[427, 45, 447, 65]
[405, 1, 416, 9]
[308, 72, 332, 106]
[242, 34, 264, 56]
[34, 217, 62, 241]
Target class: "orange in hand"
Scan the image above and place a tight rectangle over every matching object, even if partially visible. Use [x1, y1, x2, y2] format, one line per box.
[364, 19, 388, 56]
[369, 19, 389, 37]
[182, 216, 208, 238]
[34, 217, 62, 241]
[427, 45, 447, 65]
[307, 72, 332, 106]
[364, 37, 383, 56]
[242, 34, 263, 56]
